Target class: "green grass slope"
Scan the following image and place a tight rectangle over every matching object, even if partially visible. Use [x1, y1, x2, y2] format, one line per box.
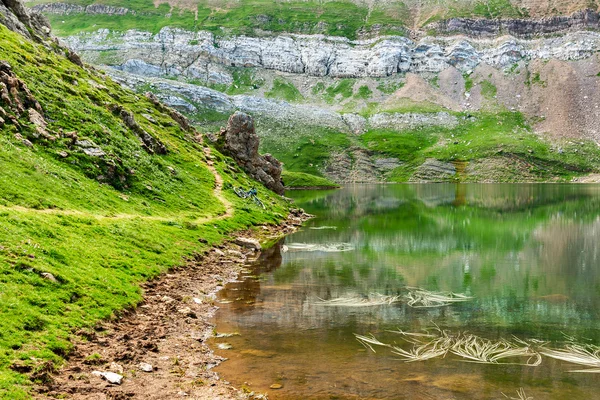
[38, 0, 543, 38]
[0, 24, 287, 399]
[281, 170, 339, 189]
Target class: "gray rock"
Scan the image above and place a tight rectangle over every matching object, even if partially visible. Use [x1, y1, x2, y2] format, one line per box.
[91, 371, 123, 385]
[234, 237, 261, 251]
[82, 147, 105, 157]
[218, 112, 285, 195]
[139, 362, 153, 372]
[60, 23, 600, 81]
[40, 272, 57, 282]
[374, 158, 402, 171]
[410, 159, 456, 182]
[367, 112, 459, 131]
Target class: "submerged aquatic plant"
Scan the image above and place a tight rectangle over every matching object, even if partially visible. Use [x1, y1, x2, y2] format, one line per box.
[315, 294, 402, 307]
[450, 335, 542, 366]
[315, 287, 473, 308]
[502, 388, 533, 400]
[356, 329, 541, 366]
[285, 242, 354, 252]
[404, 287, 473, 308]
[354, 333, 391, 352]
[389, 333, 454, 362]
[541, 343, 600, 372]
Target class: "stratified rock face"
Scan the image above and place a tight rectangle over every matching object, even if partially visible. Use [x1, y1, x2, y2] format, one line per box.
[410, 159, 456, 182]
[219, 112, 284, 195]
[62, 25, 600, 80]
[430, 9, 600, 38]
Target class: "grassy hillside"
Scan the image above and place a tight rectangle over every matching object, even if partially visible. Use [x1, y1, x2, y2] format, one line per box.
[254, 111, 600, 182]
[34, 0, 560, 38]
[0, 24, 287, 399]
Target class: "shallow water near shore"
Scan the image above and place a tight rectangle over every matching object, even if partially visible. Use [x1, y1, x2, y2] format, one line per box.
[214, 183, 600, 399]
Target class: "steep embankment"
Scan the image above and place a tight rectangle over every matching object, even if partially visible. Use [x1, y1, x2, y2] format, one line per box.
[0, 1, 289, 398]
[28, 0, 600, 183]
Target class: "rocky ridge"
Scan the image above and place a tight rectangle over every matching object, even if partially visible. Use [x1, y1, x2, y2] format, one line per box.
[108, 69, 460, 134]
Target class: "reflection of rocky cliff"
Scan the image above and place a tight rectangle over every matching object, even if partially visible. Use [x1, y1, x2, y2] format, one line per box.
[218, 185, 600, 336]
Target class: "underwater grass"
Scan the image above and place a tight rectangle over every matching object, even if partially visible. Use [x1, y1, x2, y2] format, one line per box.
[404, 287, 473, 308]
[356, 329, 542, 366]
[315, 294, 401, 307]
[541, 344, 600, 372]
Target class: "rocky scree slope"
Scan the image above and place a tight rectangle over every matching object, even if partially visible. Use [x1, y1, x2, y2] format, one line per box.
[0, 1, 289, 398]
[35, 0, 600, 183]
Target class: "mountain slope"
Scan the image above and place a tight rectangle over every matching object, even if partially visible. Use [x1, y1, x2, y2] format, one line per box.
[0, 4, 287, 398]
[26, 0, 600, 183]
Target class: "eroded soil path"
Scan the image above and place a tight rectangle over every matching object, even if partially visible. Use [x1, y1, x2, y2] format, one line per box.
[29, 145, 308, 399]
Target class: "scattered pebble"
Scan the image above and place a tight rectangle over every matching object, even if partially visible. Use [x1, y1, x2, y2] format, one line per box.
[91, 371, 123, 385]
[177, 307, 197, 318]
[139, 362, 153, 372]
[40, 272, 57, 282]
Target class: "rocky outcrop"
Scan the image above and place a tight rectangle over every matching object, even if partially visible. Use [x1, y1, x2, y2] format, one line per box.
[111, 105, 168, 155]
[410, 159, 456, 182]
[109, 69, 467, 134]
[0, 0, 51, 42]
[216, 112, 284, 195]
[430, 9, 600, 38]
[0, 59, 56, 141]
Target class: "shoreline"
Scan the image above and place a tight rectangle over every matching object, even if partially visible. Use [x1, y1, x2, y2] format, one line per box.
[35, 210, 312, 400]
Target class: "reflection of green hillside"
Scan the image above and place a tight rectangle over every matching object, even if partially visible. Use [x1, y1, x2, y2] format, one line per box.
[279, 184, 600, 339]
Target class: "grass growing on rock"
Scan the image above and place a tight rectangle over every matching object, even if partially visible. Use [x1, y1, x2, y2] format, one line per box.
[0, 24, 287, 399]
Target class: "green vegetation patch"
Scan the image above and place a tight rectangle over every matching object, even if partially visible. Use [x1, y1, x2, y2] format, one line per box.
[258, 122, 352, 177]
[265, 78, 303, 102]
[359, 111, 600, 182]
[375, 79, 405, 94]
[355, 85, 373, 100]
[323, 79, 354, 103]
[480, 80, 497, 99]
[282, 170, 339, 188]
[225, 68, 264, 95]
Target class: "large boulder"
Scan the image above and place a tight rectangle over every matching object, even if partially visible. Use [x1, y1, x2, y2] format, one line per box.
[218, 112, 284, 195]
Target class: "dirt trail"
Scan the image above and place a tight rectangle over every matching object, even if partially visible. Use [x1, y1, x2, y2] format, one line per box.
[0, 146, 235, 224]
[35, 212, 311, 400]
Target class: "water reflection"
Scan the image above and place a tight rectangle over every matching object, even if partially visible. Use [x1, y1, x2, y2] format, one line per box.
[214, 184, 600, 399]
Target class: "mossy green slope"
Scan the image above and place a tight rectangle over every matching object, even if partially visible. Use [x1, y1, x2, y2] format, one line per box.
[0, 24, 287, 399]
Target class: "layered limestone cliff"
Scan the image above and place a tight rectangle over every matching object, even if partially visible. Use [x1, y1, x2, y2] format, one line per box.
[62, 27, 600, 80]
[31, 2, 600, 183]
